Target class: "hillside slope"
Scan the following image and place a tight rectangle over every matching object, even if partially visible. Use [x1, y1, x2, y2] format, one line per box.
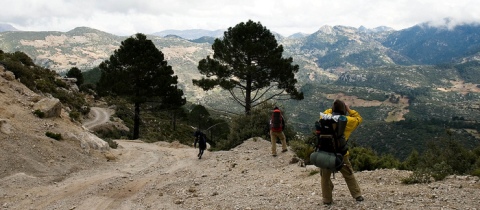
[0, 67, 109, 181]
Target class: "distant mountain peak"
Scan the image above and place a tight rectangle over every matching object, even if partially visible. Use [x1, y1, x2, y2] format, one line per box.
[152, 29, 225, 40]
[164, 34, 185, 39]
[359, 25, 395, 33]
[288, 32, 310, 39]
[0, 23, 19, 32]
[318, 25, 334, 34]
[66, 26, 119, 37]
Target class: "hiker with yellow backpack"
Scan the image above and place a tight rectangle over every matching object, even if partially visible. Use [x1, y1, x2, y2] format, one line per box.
[311, 99, 364, 205]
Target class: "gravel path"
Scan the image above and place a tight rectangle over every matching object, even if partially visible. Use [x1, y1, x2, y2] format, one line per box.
[1, 138, 479, 210]
[82, 107, 111, 129]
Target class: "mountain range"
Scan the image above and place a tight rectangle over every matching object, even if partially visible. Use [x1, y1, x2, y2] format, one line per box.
[1, 21, 479, 159]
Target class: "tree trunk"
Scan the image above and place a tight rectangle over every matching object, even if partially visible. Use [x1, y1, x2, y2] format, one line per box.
[245, 77, 252, 115]
[172, 111, 177, 131]
[133, 101, 140, 139]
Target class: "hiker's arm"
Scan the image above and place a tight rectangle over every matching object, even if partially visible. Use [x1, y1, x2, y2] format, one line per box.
[346, 103, 363, 124]
[348, 110, 362, 124]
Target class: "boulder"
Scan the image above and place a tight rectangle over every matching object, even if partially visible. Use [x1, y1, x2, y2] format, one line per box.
[64, 131, 110, 154]
[4, 71, 15, 81]
[33, 97, 62, 118]
[79, 131, 110, 151]
[57, 77, 79, 92]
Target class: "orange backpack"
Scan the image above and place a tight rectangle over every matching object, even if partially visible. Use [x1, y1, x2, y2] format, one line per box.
[270, 109, 283, 132]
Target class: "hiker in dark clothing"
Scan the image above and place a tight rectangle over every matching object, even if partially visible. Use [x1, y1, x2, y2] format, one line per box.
[193, 129, 207, 159]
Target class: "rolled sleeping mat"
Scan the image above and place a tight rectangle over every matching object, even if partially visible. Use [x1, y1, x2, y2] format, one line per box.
[310, 151, 344, 171]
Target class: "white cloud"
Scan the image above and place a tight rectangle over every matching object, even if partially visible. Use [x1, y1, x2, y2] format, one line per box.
[2, 0, 480, 36]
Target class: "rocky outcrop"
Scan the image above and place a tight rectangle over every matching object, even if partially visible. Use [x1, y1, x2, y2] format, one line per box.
[2, 71, 15, 81]
[32, 97, 62, 118]
[64, 131, 110, 154]
[0, 65, 15, 81]
[57, 77, 79, 92]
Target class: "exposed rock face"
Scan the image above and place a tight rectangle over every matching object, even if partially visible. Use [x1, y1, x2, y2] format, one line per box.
[33, 97, 62, 118]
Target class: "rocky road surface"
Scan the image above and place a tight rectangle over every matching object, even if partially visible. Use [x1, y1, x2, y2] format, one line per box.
[1, 138, 480, 210]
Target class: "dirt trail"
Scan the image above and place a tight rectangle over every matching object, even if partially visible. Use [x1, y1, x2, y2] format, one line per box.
[82, 107, 111, 129]
[1, 139, 480, 210]
[1, 140, 195, 210]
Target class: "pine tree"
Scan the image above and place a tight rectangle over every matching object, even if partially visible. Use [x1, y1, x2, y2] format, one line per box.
[97, 33, 186, 139]
[66, 67, 84, 86]
[193, 20, 303, 114]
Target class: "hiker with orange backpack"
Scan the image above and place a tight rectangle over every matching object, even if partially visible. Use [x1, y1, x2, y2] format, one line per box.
[269, 106, 288, 156]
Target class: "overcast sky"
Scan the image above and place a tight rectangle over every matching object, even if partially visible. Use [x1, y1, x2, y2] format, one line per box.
[2, 0, 480, 36]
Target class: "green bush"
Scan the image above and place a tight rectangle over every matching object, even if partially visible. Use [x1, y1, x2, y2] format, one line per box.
[223, 104, 271, 150]
[418, 135, 476, 175]
[45, 131, 62, 140]
[33, 110, 45, 118]
[377, 153, 402, 169]
[400, 149, 420, 170]
[471, 168, 480, 178]
[349, 147, 380, 171]
[401, 161, 454, 184]
[430, 161, 454, 181]
[402, 132, 480, 184]
[69, 111, 81, 121]
[401, 169, 433, 184]
[94, 127, 129, 140]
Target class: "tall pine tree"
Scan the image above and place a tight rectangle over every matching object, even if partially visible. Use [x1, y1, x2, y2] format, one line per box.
[97, 33, 185, 139]
[193, 20, 303, 114]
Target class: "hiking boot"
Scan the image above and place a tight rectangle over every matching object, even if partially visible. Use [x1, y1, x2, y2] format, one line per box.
[323, 202, 332, 205]
[281, 149, 288, 153]
[356, 196, 364, 202]
[272, 154, 277, 157]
